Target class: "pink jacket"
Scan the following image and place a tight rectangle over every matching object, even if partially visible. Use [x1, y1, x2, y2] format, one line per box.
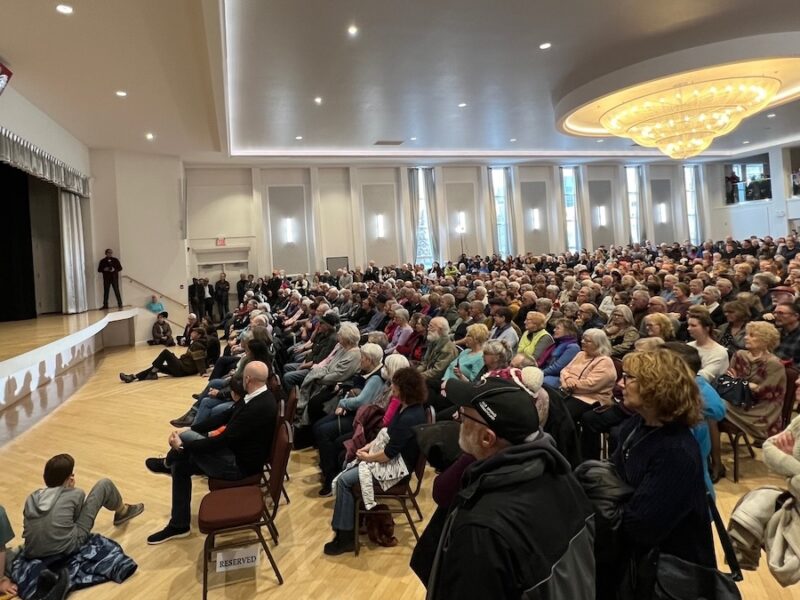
[559, 352, 617, 406]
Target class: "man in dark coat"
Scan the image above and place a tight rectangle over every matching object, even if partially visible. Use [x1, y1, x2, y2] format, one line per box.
[144, 361, 277, 544]
[97, 248, 123, 309]
[424, 378, 595, 600]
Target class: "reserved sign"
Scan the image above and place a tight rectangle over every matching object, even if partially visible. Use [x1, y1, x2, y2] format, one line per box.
[215, 545, 261, 572]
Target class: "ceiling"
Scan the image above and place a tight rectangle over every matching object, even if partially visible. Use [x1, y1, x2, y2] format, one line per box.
[2, 0, 800, 164]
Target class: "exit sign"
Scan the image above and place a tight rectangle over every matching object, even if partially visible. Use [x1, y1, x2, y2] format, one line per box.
[215, 237, 226, 247]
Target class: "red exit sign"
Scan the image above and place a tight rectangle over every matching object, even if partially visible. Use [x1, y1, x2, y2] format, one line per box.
[0, 63, 12, 96]
[215, 237, 226, 247]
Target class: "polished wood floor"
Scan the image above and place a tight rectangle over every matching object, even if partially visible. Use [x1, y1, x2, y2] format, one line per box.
[0, 310, 121, 362]
[0, 345, 798, 599]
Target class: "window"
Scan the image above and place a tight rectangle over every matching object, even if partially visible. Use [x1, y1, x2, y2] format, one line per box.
[684, 165, 701, 245]
[656, 203, 668, 224]
[625, 166, 641, 243]
[561, 167, 579, 253]
[595, 205, 608, 227]
[530, 208, 541, 230]
[490, 168, 511, 256]
[414, 168, 435, 267]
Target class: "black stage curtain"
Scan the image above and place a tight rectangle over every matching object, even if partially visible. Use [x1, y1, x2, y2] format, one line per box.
[1, 162, 37, 321]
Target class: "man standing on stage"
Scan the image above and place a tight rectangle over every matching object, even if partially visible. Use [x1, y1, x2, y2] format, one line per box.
[98, 248, 123, 310]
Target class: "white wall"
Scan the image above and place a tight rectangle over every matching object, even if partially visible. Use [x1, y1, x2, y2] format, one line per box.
[318, 168, 354, 268]
[0, 87, 90, 175]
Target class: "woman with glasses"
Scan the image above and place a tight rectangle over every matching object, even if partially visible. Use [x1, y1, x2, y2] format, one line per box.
[541, 319, 581, 388]
[604, 305, 640, 358]
[716, 300, 750, 356]
[609, 349, 715, 599]
[517, 311, 554, 363]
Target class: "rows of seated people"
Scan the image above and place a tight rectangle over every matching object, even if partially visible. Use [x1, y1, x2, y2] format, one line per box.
[8, 234, 800, 598]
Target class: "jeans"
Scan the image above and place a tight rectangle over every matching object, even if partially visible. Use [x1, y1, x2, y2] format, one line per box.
[331, 466, 360, 532]
[194, 397, 233, 426]
[313, 413, 355, 486]
[210, 355, 239, 380]
[193, 378, 228, 406]
[283, 368, 309, 391]
[166, 443, 242, 529]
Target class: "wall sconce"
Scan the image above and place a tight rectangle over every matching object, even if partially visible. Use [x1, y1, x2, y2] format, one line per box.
[284, 218, 294, 244]
[656, 203, 668, 224]
[595, 205, 608, 227]
[376, 214, 385, 238]
[456, 211, 466, 234]
[530, 208, 541, 230]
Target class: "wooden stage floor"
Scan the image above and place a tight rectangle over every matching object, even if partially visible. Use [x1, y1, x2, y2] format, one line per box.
[0, 344, 799, 599]
[0, 310, 126, 362]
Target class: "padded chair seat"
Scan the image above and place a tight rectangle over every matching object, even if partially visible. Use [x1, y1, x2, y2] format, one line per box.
[718, 419, 739, 434]
[353, 477, 411, 498]
[208, 474, 261, 491]
[199, 486, 264, 533]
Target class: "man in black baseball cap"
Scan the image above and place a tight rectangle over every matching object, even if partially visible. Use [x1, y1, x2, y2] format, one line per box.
[424, 377, 595, 600]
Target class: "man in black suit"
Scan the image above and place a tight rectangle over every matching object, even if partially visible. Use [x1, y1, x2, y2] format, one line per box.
[188, 278, 202, 317]
[144, 361, 277, 544]
[97, 248, 123, 309]
[202, 278, 215, 320]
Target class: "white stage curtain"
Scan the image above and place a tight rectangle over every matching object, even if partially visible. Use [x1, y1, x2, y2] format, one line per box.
[504, 167, 517, 255]
[422, 168, 439, 262]
[59, 190, 88, 314]
[408, 168, 420, 263]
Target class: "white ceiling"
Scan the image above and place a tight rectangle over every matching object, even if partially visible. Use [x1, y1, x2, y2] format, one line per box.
[2, 0, 800, 163]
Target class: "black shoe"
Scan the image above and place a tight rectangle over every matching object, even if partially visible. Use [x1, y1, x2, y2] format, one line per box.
[101, 305, 109, 310]
[192, 393, 201, 400]
[30, 567, 69, 600]
[323, 530, 354, 555]
[145, 457, 171, 475]
[119, 372, 135, 383]
[318, 485, 332, 497]
[147, 525, 191, 545]
[145, 371, 158, 381]
[170, 413, 195, 428]
[118, 305, 124, 309]
[147, 340, 157, 346]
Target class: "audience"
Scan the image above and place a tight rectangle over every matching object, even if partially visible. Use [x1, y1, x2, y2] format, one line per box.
[686, 309, 730, 382]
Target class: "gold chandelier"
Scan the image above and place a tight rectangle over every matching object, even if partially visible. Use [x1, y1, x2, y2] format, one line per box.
[599, 77, 781, 159]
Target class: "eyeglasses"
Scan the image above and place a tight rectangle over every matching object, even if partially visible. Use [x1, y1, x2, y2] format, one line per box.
[621, 372, 637, 384]
[455, 407, 488, 427]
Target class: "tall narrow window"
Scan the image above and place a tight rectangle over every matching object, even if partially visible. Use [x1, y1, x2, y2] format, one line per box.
[414, 168, 435, 267]
[561, 167, 579, 253]
[490, 168, 511, 256]
[625, 166, 641, 243]
[684, 165, 701, 245]
[530, 208, 541, 230]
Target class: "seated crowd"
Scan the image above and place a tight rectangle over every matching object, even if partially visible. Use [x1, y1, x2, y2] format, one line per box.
[6, 233, 800, 598]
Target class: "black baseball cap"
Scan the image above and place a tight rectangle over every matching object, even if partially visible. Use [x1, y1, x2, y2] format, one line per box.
[445, 377, 539, 444]
[321, 313, 341, 328]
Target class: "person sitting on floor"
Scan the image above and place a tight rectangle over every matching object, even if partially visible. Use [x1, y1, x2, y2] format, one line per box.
[147, 311, 175, 347]
[21, 454, 143, 560]
[0, 505, 18, 597]
[119, 327, 207, 383]
[145, 361, 278, 544]
[176, 313, 198, 346]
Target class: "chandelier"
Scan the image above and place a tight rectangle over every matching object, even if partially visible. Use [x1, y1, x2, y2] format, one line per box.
[599, 77, 781, 159]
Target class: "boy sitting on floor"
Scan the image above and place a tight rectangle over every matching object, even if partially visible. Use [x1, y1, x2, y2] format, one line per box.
[22, 454, 144, 560]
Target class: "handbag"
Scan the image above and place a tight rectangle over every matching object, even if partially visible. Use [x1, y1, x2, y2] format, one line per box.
[713, 374, 754, 409]
[622, 494, 743, 600]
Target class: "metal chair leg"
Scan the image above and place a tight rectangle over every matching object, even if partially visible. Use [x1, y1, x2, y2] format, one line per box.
[400, 499, 420, 541]
[255, 527, 283, 585]
[354, 500, 361, 556]
[410, 494, 423, 521]
[203, 534, 213, 600]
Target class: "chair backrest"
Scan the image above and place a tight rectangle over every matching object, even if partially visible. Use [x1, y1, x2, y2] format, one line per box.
[782, 365, 799, 429]
[267, 421, 293, 507]
[611, 357, 624, 381]
[283, 387, 298, 425]
[410, 406, 435, 493]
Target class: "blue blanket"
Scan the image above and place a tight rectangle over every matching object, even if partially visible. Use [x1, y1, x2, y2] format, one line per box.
[11, 534, 137, 599]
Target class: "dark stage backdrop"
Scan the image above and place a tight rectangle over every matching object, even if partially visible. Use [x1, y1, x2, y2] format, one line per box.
[1, 161, 37, 321]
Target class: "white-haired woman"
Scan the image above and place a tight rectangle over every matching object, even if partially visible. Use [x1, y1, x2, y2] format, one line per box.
[298, 322, 362, 427]
[604, 304, 640, 358]
[384, 307, 414, 355]
[313, 343, 387, 496]
[555, 328, 618, 457]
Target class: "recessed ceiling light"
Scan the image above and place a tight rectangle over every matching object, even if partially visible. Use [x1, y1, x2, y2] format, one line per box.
[458, 102, 467, 108]
[509, 138, 517, 142]
[347, 24, 358, 37]
[314, 96, 323, 105]
[145, 132, 155, 141]
[767, 113, 776, 118]
[56, 4, 73, 14]
[295, 135, 303, 140]
[742, 140, 750, 144]
[115, 90, 127, 97]
[410, 137, 417, 141]
[597, 138, 605, 143]
[539, 42, 552, 50]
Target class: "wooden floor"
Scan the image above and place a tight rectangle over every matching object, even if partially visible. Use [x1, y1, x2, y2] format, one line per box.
[0, 345, 799, 599]
[0, 310, 119, 362]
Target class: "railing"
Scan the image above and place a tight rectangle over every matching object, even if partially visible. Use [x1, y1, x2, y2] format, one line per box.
[122, 275, 188, 308]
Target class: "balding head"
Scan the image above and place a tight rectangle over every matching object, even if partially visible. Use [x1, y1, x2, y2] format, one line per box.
[244, 361, 269, 393]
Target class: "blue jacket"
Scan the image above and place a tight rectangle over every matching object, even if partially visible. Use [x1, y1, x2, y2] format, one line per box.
[693, 376, 726, 497]
[338, 370, 385, 411]
[542, 339, 581, 388]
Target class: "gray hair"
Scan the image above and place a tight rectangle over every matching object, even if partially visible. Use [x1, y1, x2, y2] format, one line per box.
[483, 339, 513, 368]
[383, 353, 410, 380]
[703, 286, 721, 301]
[584, 328, 612, 356]
[337, 322, 361, 347]
[394, 307, 410, 322]
[360, 343, 384, 367]
[610, 304, 635, 327]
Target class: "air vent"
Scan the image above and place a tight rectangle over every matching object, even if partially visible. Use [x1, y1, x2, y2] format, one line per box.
[374, 140, 404, 146]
